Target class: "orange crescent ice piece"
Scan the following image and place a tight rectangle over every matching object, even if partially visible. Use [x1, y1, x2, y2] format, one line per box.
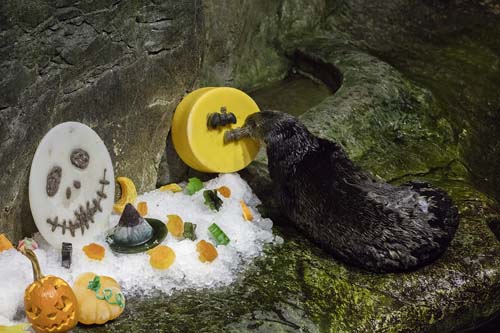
[240, 200, 253, 221]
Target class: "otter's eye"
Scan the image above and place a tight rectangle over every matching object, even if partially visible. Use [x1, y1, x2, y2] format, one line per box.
[245, 118, 255, 128]
[71, 148, 90, 169]
[46, 166, 62, 197]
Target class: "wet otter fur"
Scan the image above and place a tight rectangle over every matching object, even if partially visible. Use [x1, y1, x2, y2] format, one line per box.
[226, 110, 459, 273]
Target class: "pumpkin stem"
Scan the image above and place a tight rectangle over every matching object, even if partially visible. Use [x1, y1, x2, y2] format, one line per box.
[20, 248, 44, 281]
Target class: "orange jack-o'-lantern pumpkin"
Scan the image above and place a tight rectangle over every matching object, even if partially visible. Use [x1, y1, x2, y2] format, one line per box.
[22, 249, 79, 333]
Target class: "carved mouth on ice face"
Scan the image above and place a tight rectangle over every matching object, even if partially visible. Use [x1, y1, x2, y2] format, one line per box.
[46, 169, 110, 237]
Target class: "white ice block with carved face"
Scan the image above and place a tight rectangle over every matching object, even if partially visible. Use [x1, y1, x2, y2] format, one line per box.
[29, 122, 115, 249]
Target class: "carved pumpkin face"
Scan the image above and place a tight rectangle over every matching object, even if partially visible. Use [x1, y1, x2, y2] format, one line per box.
[24, 275, 79, 333]
[21, 248, 79, 333]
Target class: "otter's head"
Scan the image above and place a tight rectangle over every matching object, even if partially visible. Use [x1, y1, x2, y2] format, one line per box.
[224, 110, 297, 145]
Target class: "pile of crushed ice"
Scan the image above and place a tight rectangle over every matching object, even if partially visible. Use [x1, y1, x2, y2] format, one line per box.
[0, 173, 281, 325]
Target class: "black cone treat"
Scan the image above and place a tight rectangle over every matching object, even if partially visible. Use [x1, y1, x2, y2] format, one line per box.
[113, 203, 153, 246]
[118, 203, 142, 227]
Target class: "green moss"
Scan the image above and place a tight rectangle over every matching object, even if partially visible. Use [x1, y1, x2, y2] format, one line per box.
[297, 39, 461, 182]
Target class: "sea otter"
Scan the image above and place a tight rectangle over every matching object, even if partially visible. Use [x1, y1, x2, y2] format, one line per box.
[225, 110, 459, 273]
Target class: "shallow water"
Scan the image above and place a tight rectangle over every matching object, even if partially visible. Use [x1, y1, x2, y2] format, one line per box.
[249, 73, 331, 117]
[459, 312, 500, 333]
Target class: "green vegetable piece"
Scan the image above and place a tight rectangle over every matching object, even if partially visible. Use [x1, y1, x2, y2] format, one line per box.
[208, 223, 230, 246]
[183, 222, 197, 241]
[203, 189, 223, 211]
[87, 276, 101, 292]
[87, 276, 124, 308]
[186, 177, 203, 195]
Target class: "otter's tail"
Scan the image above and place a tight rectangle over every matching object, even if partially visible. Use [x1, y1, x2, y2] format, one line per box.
[405, 181, 459, 254]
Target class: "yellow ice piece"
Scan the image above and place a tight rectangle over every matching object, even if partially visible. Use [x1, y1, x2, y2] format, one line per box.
[113, 177, 137, 213]
[196, 240, 218, 263]
[240, 200, 253, 221]
[172, 87, 260, 173]
[82, 243, 106, 261]
[137, 201, 148, 217]
[167, 214, 184, 238]
[0, 323, 31, 333]
[159, 183, 183, 192]
[148, 245, 176, 270]
[0, 234, 14, 252]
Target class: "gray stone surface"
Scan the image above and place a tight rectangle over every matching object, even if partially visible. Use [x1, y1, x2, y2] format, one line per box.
[200, 0, 327, 90]
[0, 0, 202, 241]
[321, 0, 500, 203]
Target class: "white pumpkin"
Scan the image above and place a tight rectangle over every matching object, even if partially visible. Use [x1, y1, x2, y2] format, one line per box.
[73, 272, 125, 325]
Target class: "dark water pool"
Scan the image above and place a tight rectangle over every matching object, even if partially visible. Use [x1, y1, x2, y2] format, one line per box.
[249, 73, 331, 117]
[460, 313, 500, 333]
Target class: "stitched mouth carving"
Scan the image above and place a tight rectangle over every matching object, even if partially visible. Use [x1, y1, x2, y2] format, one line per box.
[46, 169, 110, 237]
[29, 122, 116, 249]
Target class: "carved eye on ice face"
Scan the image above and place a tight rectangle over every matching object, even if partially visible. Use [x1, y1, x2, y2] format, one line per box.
[70, 149, 90, 169]
[46, 166, 62, 197]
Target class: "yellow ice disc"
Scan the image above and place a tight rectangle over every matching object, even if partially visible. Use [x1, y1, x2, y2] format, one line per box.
[172, 87, 260, 173]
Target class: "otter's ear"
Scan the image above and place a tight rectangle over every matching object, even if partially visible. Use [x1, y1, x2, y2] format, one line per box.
[244, 117, 256, 128]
